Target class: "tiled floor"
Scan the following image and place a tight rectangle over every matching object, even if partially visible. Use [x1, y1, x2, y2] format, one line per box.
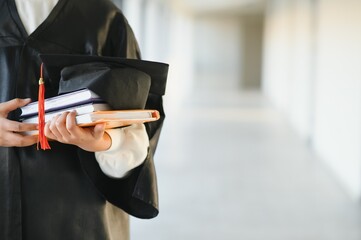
[130, 90, 361, 240]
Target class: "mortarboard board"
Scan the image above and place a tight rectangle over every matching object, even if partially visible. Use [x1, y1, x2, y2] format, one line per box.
[40, 54, 168, 95]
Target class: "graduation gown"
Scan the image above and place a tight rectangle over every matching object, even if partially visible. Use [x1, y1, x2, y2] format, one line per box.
[0, 0, 165, 239]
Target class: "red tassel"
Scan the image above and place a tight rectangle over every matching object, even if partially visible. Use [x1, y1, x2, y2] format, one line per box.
[37, 63, 51, 150]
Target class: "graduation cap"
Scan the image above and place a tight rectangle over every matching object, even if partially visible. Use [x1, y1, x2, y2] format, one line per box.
[35, 54, 169, 218]
[37, 54, 169, 150]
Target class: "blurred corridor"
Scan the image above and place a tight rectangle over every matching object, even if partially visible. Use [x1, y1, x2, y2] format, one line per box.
[112, 0, 361, 238]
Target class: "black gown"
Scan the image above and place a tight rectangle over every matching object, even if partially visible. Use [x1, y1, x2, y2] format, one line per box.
[0, 0, 165, 239]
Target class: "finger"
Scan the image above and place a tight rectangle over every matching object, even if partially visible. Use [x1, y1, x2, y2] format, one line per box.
[48, 114, 63, 139]
[1, 132, 38, 147]
[92, 123, 106, 140]
[0, 98, 31, 117]
[44, 121, 57, 140]
[14, 134, 38, 147]
[55, 112, 73, 138]
[65, 111, 81, 134]
[2, 119, 38, 133]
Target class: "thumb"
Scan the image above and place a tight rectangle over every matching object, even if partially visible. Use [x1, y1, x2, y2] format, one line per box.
[0, 98, 31, 116]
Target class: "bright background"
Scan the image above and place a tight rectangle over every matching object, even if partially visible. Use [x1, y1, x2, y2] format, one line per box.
[112, 0, 361, 239]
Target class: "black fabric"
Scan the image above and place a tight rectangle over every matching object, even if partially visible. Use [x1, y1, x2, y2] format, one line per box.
[60, 63, 152, 110]
[0, 0, 167, 239]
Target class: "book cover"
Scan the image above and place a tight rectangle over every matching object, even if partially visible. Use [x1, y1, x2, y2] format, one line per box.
[76, 110, 160, 127]
[20, 88, 102, 117]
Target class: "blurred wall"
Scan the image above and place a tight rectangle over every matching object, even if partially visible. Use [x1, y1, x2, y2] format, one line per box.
[193, 15, 243, 91]
[194, 13, 263, 91]
[262, 0, 361, 199]
[313, 0, 361, 200]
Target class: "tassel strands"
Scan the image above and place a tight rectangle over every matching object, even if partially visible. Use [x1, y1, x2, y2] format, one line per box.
[37, 63, 51, 150]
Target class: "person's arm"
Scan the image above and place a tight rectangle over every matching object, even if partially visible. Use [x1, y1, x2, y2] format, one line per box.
[94, 124, 149, 178]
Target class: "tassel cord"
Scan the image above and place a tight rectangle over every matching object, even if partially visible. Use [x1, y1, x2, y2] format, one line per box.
[37, 63, 51, 150]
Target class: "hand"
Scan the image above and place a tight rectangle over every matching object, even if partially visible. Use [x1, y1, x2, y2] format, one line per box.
[0, 98, 38, 147]
[44, 111, 111, 152]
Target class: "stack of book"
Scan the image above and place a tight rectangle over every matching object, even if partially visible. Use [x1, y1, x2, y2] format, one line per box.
[20, 88, 159, 132]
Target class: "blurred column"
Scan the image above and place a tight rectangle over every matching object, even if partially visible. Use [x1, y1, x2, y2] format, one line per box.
[313, 0, 361, 199]
[164, 3, 195, 113]
[262, 0, 316, 140]
[122, 0, 145, 50]
[122, 0, 195, 113]
[111, 0, 123, 9]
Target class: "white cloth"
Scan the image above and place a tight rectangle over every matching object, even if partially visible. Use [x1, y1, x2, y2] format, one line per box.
[15, 0, 149, 178]
[97, 124, 149, 178]
[15, 0, 58, 34]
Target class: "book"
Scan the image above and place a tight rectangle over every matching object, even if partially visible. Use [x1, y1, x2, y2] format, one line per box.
[21, 103, 111, 124]
[22, 109, 160, 136]
[76, 109, 160, 127]
[20, 88, 102, 118]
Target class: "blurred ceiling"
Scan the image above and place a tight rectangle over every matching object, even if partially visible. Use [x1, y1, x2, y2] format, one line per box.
[177, 0, 266, 15]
